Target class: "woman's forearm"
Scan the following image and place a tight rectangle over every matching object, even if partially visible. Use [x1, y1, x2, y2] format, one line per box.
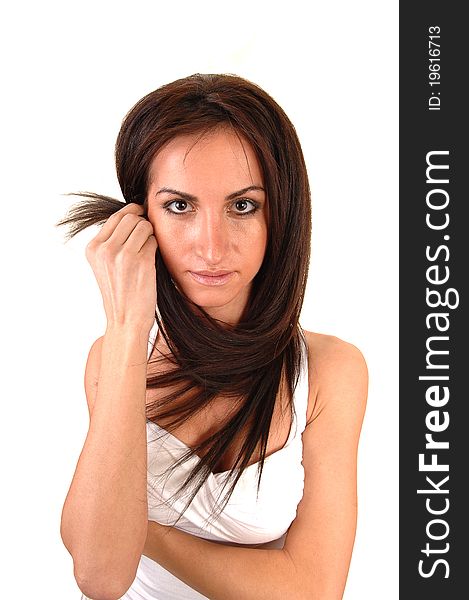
[143, 521, 302, 600]
[61, 326, 149, 598]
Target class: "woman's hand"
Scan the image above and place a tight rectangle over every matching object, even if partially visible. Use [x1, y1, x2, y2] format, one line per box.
[85, 202, 158, 334]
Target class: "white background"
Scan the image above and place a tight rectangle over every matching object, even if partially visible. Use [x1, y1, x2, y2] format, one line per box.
[0, 1, 398, 598]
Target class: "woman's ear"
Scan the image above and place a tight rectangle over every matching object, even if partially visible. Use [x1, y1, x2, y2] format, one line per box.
[143, 197, 150, 219]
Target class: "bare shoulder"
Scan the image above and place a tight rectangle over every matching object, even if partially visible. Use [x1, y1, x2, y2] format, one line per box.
[301, 330, 368, 426]
[83, 335, 105, 418]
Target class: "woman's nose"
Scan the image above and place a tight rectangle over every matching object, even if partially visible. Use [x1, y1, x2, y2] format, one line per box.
[194, 212, 229, 266]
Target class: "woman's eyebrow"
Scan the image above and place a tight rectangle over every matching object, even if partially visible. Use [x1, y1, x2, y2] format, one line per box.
[154, 185, 265, 202]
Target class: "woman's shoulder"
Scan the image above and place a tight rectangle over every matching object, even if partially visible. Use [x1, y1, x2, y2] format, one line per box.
[300, 329, 368, 426]
[301, 329, 366, 365]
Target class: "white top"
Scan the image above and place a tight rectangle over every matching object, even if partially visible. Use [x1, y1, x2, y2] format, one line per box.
[120, 319, 310, 599]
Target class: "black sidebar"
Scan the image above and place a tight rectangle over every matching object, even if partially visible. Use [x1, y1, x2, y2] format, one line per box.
[400, 3, 467, 599]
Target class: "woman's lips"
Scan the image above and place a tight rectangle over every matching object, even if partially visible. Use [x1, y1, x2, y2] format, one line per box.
[189, 271, 235, 286]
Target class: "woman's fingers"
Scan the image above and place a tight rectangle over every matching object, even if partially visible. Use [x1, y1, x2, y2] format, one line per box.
[84, 202, 158, 330]
[105, 212, 155, 250]
[123, 218, 158, 254]
[93, 202, 145, 244]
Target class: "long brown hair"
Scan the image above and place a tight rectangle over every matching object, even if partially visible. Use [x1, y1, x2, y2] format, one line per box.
[56, 73, 311, 522]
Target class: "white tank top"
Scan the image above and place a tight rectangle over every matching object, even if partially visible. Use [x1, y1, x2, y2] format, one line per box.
[120, 319, 310, 599]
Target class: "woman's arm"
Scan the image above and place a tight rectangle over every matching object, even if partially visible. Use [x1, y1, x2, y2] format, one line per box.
[61, 203, 157, 600]
[60, 326, 150, 600]
[142, 335, 368, 600]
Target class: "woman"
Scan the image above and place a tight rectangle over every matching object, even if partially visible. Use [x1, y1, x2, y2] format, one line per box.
[58, 73, 368, 600]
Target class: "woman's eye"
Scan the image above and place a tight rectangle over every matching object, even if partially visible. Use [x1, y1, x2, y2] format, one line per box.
[165, 200, 191, 214]
[232, 199, 259, 215]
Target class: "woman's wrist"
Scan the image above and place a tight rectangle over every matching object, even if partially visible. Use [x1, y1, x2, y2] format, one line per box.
[105, 320, 154, 343]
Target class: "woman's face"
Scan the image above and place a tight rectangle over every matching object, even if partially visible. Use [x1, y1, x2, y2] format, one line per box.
[146, 127, 268, 325]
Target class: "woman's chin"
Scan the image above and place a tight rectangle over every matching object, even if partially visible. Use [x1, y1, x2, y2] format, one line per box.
[176, 285, 249, 323]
